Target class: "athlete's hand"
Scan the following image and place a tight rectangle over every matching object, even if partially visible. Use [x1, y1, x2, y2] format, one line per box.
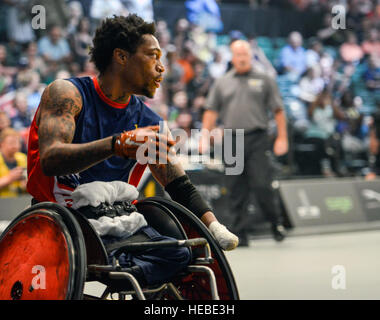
[114, 125, 176, 163]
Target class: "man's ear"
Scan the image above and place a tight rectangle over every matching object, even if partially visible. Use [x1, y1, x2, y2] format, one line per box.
[113, 48, 130, 66]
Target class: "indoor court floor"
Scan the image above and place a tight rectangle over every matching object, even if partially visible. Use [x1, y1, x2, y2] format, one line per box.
[84, 229, 380, 300]
[225, 229, 380, 300]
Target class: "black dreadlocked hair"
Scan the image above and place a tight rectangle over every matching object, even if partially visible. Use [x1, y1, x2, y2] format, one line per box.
[89, 14, 156, 74]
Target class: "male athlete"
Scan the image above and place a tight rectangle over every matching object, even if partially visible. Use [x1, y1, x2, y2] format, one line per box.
[26, 15, 238, 286]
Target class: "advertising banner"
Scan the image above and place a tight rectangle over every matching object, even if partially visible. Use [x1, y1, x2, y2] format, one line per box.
[279, 178, 378, 228]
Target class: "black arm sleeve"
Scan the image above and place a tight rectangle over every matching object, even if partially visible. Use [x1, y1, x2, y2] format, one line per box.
[164, 175, 212, 219]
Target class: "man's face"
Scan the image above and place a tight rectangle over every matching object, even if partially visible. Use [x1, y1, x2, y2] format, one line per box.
[49, 27, 61, 44]
[289, 33, 302, 48]
[124, 34, 165, 99]
[0, 135, 21, 157]
[14, 95, 28, 114]
[231, 41, 252, 74]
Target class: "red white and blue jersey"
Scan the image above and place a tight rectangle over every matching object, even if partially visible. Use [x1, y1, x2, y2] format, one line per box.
[27, 76, 162, 206]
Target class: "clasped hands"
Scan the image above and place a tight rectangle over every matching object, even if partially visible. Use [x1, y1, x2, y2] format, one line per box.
[114, 125, 176, 163]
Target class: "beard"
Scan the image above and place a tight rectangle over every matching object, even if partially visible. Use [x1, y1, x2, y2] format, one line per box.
[141, 83, 156, 99]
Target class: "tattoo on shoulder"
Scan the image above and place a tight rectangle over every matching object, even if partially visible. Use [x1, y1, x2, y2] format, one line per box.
[38, 80, 82, 145]
[42, 80, 82, 117]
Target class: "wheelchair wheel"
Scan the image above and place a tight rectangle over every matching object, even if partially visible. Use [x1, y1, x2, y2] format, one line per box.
[0, 203, 86, 300]
[136, 198, 240, 300]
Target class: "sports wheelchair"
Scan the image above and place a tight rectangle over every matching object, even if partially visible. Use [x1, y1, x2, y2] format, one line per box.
[0, 197, 239, 300]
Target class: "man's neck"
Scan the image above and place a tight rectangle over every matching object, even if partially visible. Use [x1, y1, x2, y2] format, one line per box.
[234, 68, 252, 76]
[97, 72, 132, 105]
[1, 152, 15, 163]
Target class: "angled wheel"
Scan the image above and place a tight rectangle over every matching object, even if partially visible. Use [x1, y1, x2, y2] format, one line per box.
[136, 198, 240, 300]
[0, 202, 86, 300]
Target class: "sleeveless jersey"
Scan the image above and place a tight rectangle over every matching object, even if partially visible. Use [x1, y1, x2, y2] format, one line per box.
[27, 76, 162, 206]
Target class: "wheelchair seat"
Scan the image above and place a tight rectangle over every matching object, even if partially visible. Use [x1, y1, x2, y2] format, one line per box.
[0, 198, 239, 300]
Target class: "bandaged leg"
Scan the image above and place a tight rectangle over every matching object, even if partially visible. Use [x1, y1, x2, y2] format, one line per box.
[209, 221, 239, 251]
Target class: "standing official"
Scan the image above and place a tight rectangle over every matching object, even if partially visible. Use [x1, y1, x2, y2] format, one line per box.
[200, 40, 288, 246]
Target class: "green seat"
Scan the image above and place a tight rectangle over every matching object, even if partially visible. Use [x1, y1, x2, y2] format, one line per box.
[257, 36, 273, 49]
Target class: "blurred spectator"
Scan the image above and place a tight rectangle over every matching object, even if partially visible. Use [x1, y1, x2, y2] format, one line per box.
[363, 54, 380, 91]
[346, 0, 366, 36]
[23, 72, 44, 115]
[317, 13, 346, 47]
[6, 0, 35, 45]
[366, 104, 380, 180]
[303, 88, 345, 176]
[90, 0, 128, 22]
[121, 0, 154, 22]
[0, 128, 27, 197]
[190, 94, 206, 126]
[172, 110, 199, 156]
[186, 59, 211, 105]
[306, 89, 345, 140]
[10, 90, 32, 131]
[37, 25, 72, 83]
[278, 31, 307, 77]
[24, 42, 49, 82]
[30, 0, 70, 34]
[55, 70, 72, 80]
[173, 18, 191, 52]
[151, 103, 169, 122]
[298, 65, 325, 104]
[366, 1, 380, 29]
[77, 59, 97, 78]
[169, 90, 189, 123]
[0, 67, 12, 96]
[72, 17, 93, 68]
[208, 51, 227, 80]
[156, 26, 172, 54]
[0, 44, 17, 79]
[329, 62, 355, 96]
[361, 28, 380, 57]
[15, 67, 44, 115]
[339, 32, 364, 64]
[38, 25, 72, 65]
[177, 45, 196, 84]
[16, 57, 35, 88]
[306, 40, 323, 68]
[250, 37, 277, 78]
[67, 0, 92, 18]
[0, 3, 378, 183]
[0, 111, 11, 135]
[66, 1, 84, 36]
[189, 26, 216, 63]
[337, 90, 368, 155]
[163, 45, 185, 105]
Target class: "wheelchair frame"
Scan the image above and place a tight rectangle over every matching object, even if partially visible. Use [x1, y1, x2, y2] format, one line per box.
[0, 198, 239, 300]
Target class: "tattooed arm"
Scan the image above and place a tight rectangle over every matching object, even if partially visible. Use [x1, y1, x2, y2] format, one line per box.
[37, 79, 114, 176]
